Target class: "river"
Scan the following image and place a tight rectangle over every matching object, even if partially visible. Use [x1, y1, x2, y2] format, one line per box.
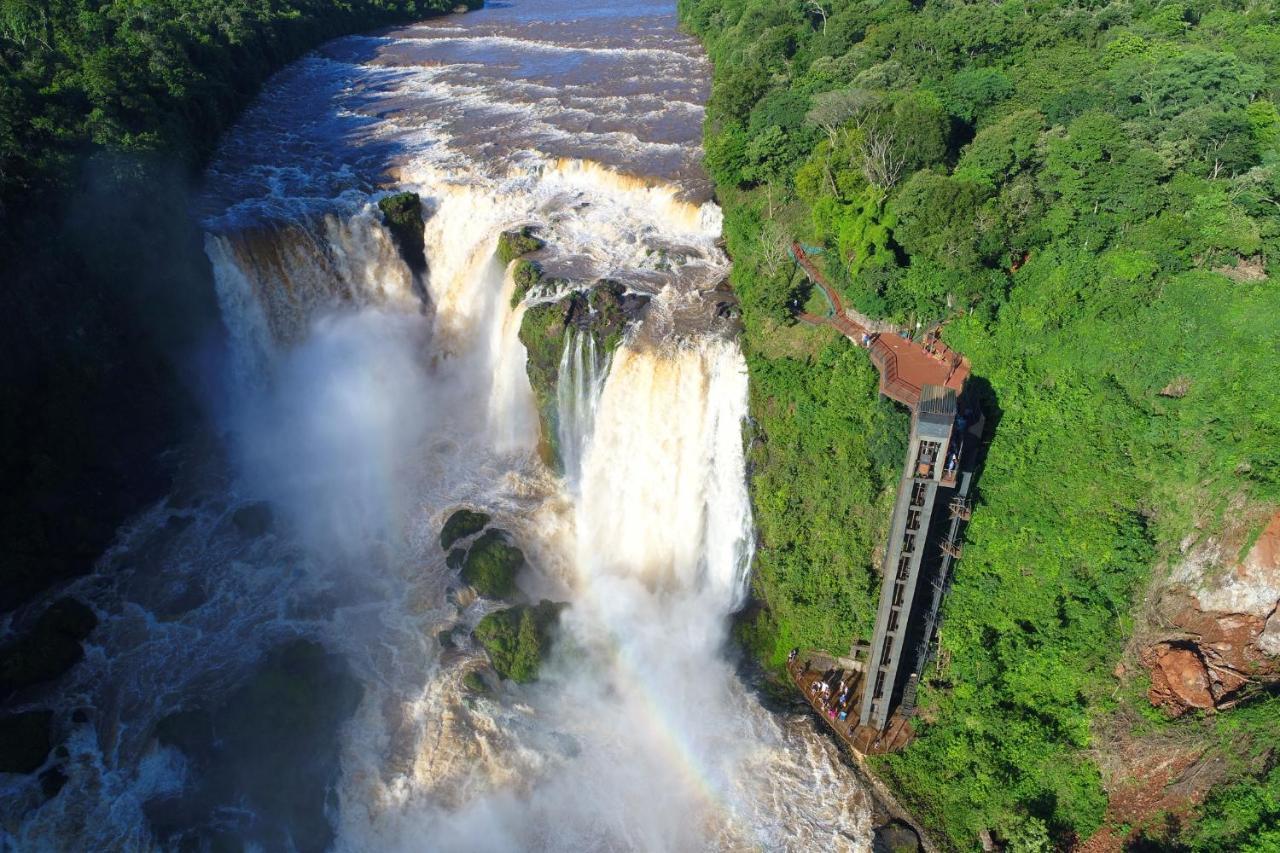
[1, 1, 872, 849]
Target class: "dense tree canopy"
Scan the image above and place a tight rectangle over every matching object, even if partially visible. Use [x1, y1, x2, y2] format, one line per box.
[0, 0, 470, 220]
[680, 0, 1280, 847]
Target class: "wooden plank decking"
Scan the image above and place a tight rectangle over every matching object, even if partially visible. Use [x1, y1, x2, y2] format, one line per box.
[788, 654, 915, 756]
[791, 243, 970, 410]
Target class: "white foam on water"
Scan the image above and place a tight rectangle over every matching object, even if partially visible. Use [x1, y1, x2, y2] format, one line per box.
[5, 1, 873, 848]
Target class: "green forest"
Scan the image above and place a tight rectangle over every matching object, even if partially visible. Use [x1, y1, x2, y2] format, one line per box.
[678, 0, 1280, 848]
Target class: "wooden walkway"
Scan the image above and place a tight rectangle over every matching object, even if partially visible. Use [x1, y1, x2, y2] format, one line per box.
[791, 243, 969, 410]
[788, 654, 915, 756]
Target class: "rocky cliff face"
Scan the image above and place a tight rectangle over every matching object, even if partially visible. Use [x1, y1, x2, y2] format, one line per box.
[1141, 508, 1280, 716]
[518, 278, 649, 469]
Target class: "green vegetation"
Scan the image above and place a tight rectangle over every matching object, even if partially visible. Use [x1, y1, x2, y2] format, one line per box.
[511, 258, 546, 307]
[473, 601, 565, 683]
[439, 508, 491, 550]
[0, 0, 476, 211]
[460, 529, 525, 600]
[520, 297, 569, 465]
[0, 0, 474, 615]
[497, 226, 545, 266]
[680, 0, 1280, 846]
[378, 191, 427, 273]
[1171, 763, 1280, 851]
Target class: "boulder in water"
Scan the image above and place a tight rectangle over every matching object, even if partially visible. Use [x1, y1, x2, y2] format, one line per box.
[38, 765, 69, 801]
[0, 597, 97, 698]
[377, 191, 427, 274]
[473, 600, 566, 683]
[460, 528, 524, 599]
[146, 640, 363, 852]
[440, 508, 490, 550]
[873, 819, 922, 853]
[0, 709, 54, 774]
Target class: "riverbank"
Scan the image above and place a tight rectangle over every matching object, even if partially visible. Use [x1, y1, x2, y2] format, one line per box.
[0, 0, 479, 618]
[679, 0, 1280, 848]
[0, 0, 478, 792]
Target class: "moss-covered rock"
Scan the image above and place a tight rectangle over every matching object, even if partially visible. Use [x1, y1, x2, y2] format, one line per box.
[496, 226, 544, 266]
[439, 508, 490, 550]
[519, 299, 572, 467]
[517, 280, 650, 468]
[0, 709, 54, 774]
[460, 529, 524, 599]
[510, 258, 545, 307]
[0, 597, 98, 699]
[147, 640, 362, 852]
[377, 191, 426, 274]
[473, 600, 566, 683]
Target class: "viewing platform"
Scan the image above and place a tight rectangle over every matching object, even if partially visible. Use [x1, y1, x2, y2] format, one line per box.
[786, 240, 985, 735]
[790, 242, 969, 411]
[787, 653, 914, 755]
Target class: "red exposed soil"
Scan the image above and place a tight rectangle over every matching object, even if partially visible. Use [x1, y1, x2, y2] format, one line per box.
[1143, 644, 1214, 714]
[1083, 509, 1280, 850]
[1138, 509, 1280, 716]
[1076, 749, 1205, 853]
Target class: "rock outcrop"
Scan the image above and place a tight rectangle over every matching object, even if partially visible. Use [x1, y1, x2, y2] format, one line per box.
[0, 709, 55, 774]
[872, 819, 922, 853]
[473, 600, 566, 683]
[1142, 643, 1215, 714]
[146, 640, 362, 852]
[439, 508, 490, 550]
[231, 501, 274, 538]
[1140, 508, 1280, 715]
[496, 226, 544, 265]
[377, 191, 427, 274]
[460, 529, 525, 599]
[0, 597, 98, 700]
[518, 279, 649, 468]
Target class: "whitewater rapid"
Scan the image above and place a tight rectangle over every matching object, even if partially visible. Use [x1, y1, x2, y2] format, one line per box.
[1, 0, 874, 849]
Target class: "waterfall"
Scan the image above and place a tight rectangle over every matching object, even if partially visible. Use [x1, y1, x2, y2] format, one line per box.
[193, 160, 862, 853]
[12, 0, 874, 845]
[486, 266, 539, 456]
[574, 338, 752, 605]
[207, 211, 421, 354]
[556, 329, 612, 488]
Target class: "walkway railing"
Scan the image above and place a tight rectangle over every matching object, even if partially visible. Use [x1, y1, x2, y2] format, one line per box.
[788, 239, 969, 409]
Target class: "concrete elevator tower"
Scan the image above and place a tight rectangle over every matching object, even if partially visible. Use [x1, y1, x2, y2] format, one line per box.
[859, 385, 959, 729]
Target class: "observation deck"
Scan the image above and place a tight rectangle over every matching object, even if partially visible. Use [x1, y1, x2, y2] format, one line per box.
[787, 241, 983, 736]
[791, 243, 969, 409]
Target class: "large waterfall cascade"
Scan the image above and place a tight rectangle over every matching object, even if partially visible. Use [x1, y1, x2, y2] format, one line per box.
[1, 1, 875, 849]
